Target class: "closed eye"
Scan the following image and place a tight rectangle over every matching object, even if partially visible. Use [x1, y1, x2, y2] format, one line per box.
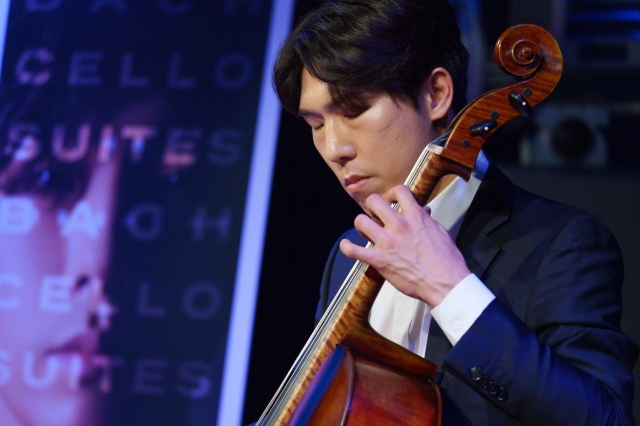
[343, 105, 369, 120]
[299, 115, 323, 131]
[306, 119, 323, 131]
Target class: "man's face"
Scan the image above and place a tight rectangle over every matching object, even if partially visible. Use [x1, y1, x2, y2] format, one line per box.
[299, 69, 439, 213]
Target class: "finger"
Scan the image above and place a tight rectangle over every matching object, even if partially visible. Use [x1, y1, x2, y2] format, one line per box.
[353, 214, 374, 243]
[353, 213, 387, 245]
[389, 185, 423, 214]
[364, 193, 398, 225]
[389, 186, 438, 228]
[339, 238, 378, 265]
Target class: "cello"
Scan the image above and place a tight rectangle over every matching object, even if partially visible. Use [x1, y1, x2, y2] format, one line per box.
[258, 24, 563, 425]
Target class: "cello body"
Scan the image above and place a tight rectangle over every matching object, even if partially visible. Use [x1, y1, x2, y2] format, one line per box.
[290, 345, 441, 426]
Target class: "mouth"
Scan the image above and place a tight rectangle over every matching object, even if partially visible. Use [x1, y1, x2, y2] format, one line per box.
[47, 329, 100, 356]
[45, 331, 103, 387]
[344, 175, 370, 195]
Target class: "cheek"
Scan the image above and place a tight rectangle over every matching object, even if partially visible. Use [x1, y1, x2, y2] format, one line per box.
[371, 138, 414, 181]
[385, 120, 429, 172]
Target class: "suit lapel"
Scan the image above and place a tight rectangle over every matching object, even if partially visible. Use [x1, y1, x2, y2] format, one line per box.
[424, 164, 514, 372]
[456, 164, 513, 280]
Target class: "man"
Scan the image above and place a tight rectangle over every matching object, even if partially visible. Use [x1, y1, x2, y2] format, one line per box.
[273, 0, 638, 424]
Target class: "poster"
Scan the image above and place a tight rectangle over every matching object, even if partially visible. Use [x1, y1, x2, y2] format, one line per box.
[0, 0, 292, 424]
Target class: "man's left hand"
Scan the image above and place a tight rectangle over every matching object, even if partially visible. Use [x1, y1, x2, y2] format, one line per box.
[339, 184, 471, 306]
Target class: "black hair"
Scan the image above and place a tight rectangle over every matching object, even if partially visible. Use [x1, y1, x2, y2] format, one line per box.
[273, 0, 469, 115]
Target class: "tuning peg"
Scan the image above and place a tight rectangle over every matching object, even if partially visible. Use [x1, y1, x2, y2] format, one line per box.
[509, 91, 534, 116]
[469, 119, 498, 137]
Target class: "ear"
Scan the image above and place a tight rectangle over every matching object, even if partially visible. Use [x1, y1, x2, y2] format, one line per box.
[418, 67, 454, 128]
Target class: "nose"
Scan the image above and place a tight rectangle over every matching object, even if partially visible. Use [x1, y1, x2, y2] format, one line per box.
[76, 275, 114, 331]
[64, 158, 121, 331]
[322, 120, 356, 167]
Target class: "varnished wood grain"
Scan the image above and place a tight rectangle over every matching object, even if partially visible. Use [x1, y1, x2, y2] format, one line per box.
[289, 347, 441, 426]
[290, 346, 354, 425]
[347, 352, 441, 426]
[442, 24, 562, 169]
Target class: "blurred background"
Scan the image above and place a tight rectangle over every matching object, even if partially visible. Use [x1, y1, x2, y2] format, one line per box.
[0, 0, 637, 425]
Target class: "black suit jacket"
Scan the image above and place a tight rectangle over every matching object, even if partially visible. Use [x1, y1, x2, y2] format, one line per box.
[317, 164, 638, 425]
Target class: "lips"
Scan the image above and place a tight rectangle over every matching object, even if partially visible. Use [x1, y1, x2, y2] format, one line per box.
[45, 330, 103, 386]
[47, 330, 100, 356]
[344, 175, 370, 195]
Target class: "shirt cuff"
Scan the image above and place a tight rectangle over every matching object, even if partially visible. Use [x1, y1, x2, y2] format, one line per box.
[431, 273, 495, 346]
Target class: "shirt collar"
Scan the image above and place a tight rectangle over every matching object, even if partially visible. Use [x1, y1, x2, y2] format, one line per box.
[427, 150, 488, 239]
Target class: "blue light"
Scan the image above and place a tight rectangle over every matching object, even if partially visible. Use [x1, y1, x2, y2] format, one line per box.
[569, 10, 640, 23]
[216, 0, 296, 424]
[0, 0, 10, 84]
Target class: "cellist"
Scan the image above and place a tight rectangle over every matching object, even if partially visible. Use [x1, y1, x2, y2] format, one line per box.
[271, 0, 638, 424]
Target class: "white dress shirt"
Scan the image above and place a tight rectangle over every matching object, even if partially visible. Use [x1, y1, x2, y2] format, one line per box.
[369, 151, 495, 356]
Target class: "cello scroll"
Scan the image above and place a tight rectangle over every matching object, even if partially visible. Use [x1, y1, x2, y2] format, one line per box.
[439, 24, 563, 171]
